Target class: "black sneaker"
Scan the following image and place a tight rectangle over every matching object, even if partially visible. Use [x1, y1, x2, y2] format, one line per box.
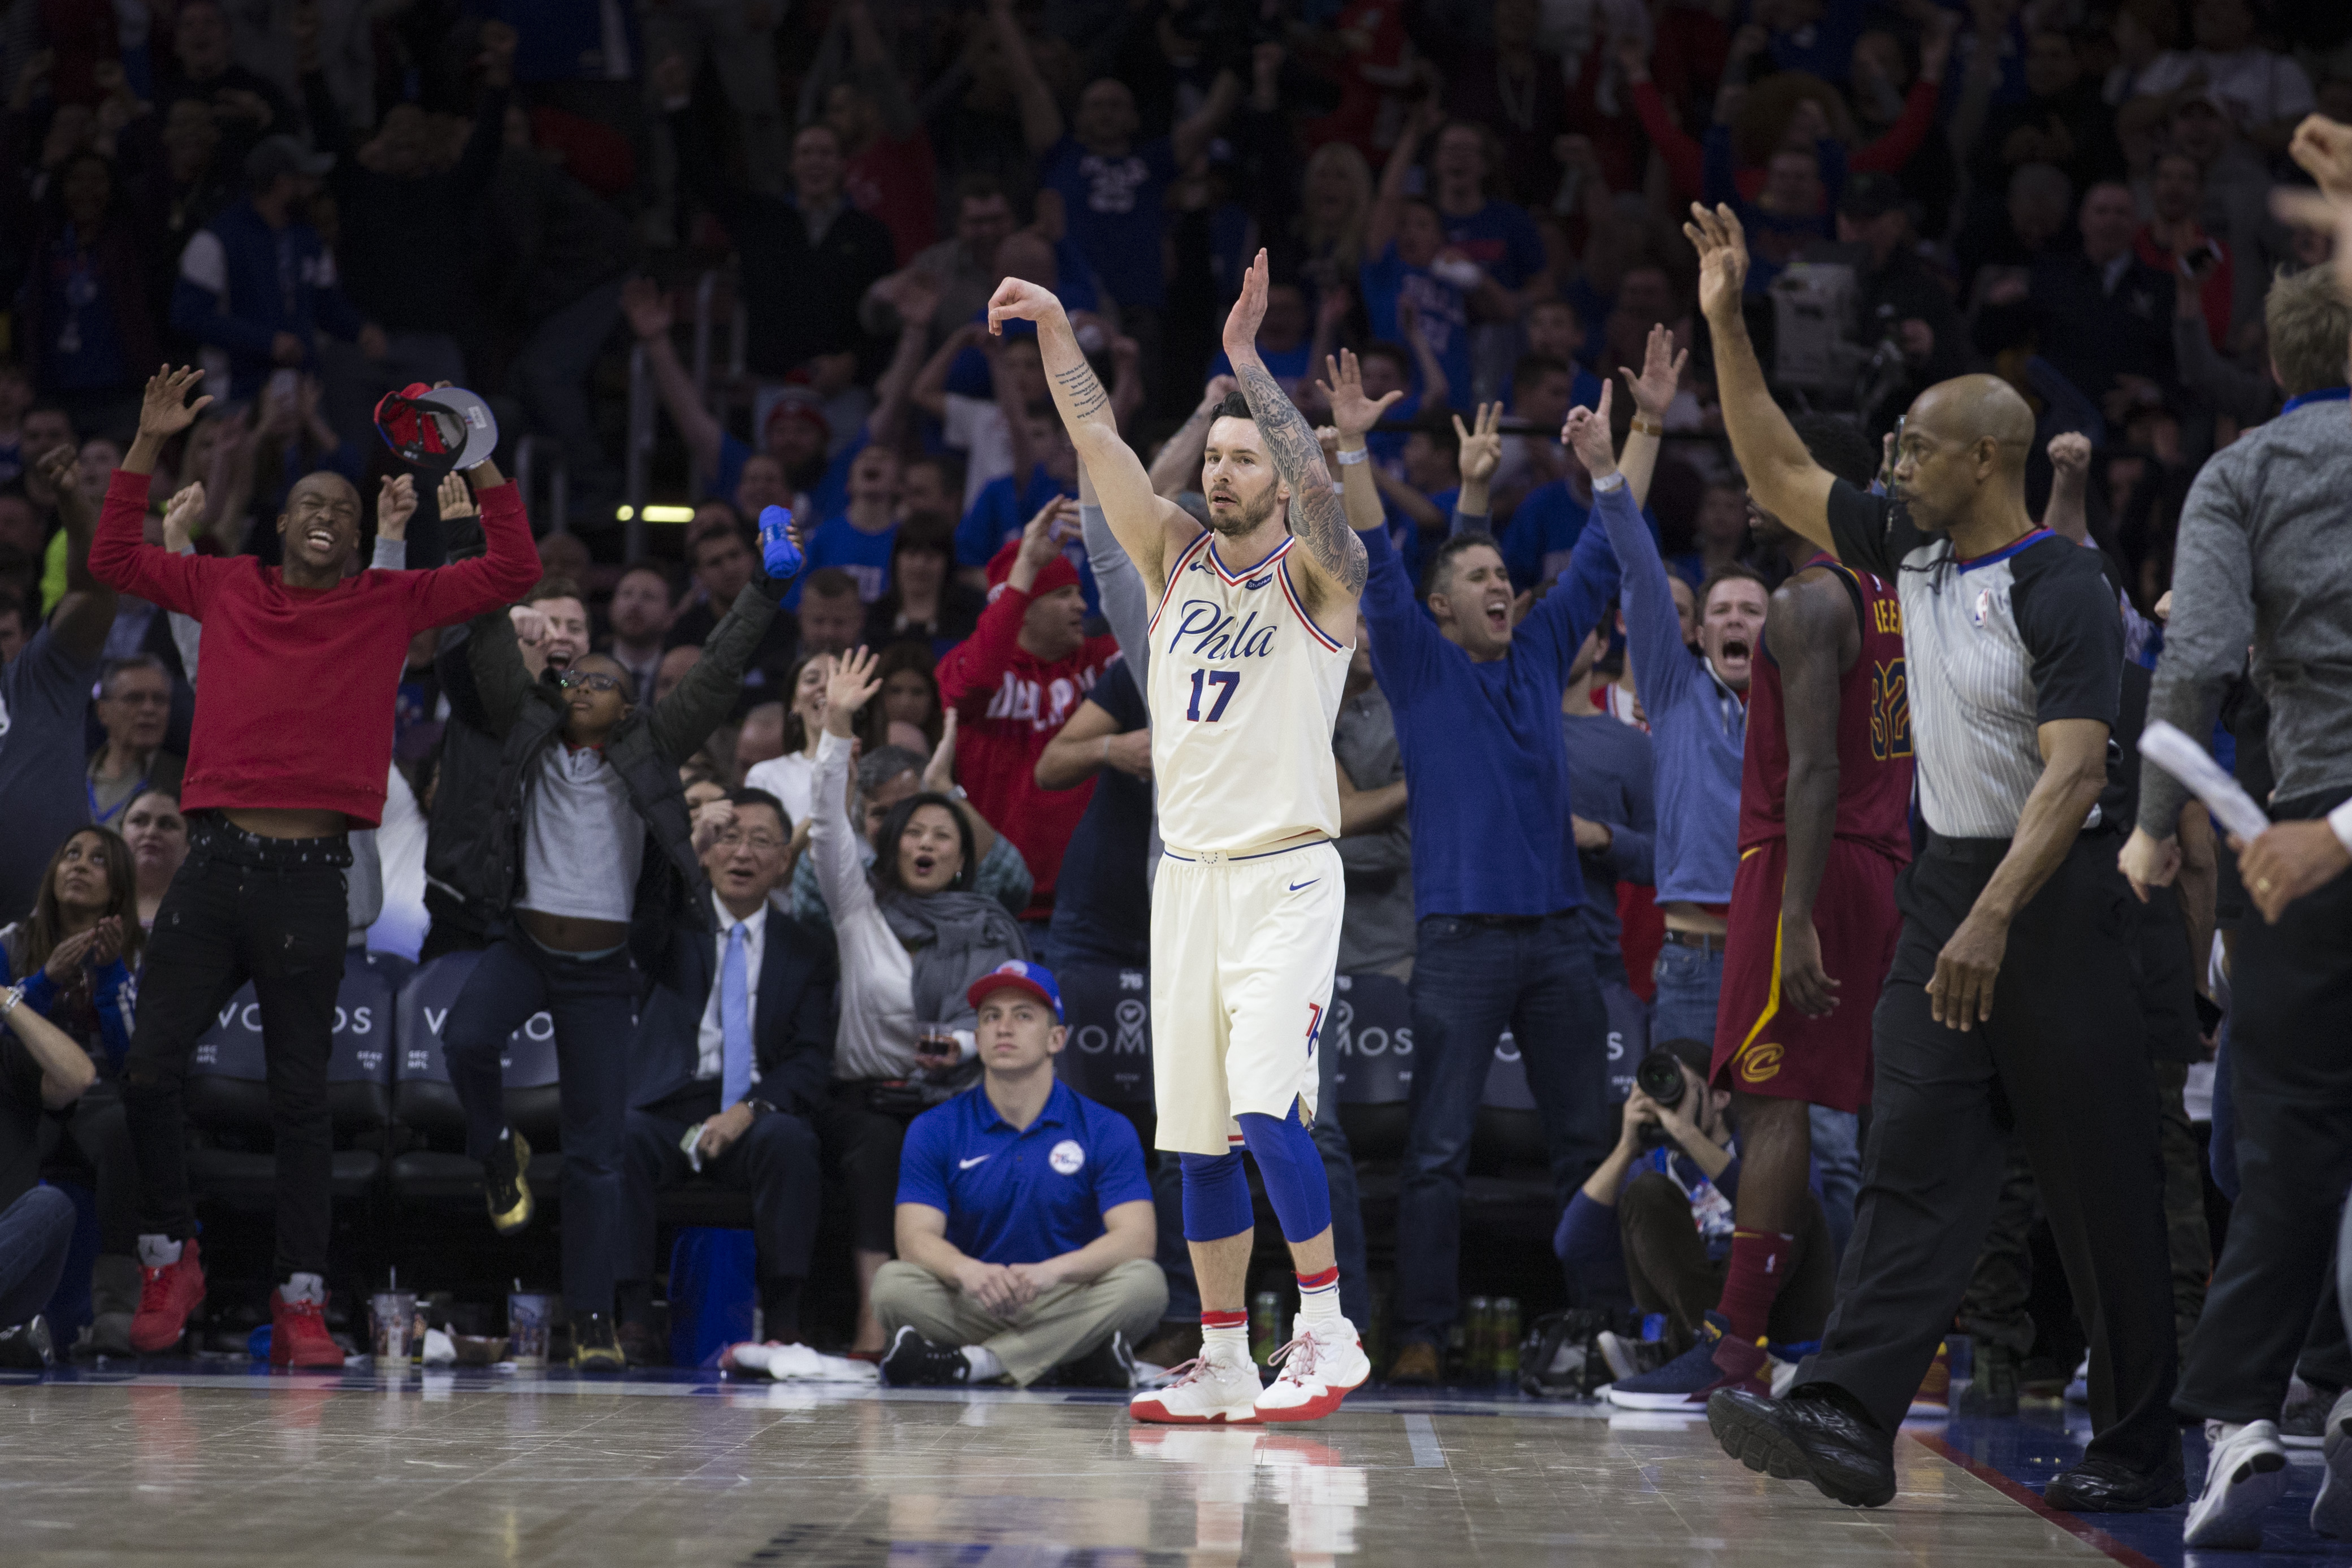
[2284, 1382, 2344, 1450]
[1956, 1342, 2021, 1418]
[485, 1128, 534, 1236]
[880, 1325, 972, 1388]
[1056, 1331, 1140, 1389]
[1709, 1383, 1898, 1508]
[0, 1316, 54, 1370]
[571, 1311, 625, 1374]
[2044, 1451, 2188, 1513]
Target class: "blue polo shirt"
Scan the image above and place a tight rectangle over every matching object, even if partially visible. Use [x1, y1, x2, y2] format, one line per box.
[896, 1077, 1151, 1266]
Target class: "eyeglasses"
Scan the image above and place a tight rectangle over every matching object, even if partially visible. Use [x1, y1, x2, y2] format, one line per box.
[553, 672, 623, 694]
[715, 830, 785, 852]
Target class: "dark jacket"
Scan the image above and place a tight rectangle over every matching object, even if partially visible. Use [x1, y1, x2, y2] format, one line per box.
[422, 622, 508, 939]
[1972, 246, 2177, 406]
[669, 108, 895, 380]
[303, 70, 507, 334]
[457, 583, 780, 975]
[630, 907, 837, 1117]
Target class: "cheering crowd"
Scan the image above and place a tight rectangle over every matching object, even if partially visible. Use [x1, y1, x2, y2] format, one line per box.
[2, 0, 2352, 1547]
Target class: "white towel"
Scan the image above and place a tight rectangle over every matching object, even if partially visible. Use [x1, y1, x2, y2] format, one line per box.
[721, 1341, 880, 1383]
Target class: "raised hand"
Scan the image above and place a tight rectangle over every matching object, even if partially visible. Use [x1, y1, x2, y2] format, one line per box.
[759, 504, 804, 581]
[138, 365, 211, 442]
[1223, 248, 1273, 358]
[1683, 203, 1750, 326]
[376, 473, 417, 542]
[986, 276, 1065, 335]
[1016, 495, 1079, 575]
[2290, 114, 2352, 199]
[1454, 402, 1503, 485]
[922, 708, 960, 794]
[88, 916, 124, 969]
[651, 53, 691, 105]
[436, 470, 477, 520]
[161, 482, 206, 551]
[824, 645, 883, 736]
[621, 276, 673, 341]
[1618, 322, 1688, 419]
[1561, 381, 1617, 479]
[1318, 349, 1402, 439]
[2047, 431, 2091, 479]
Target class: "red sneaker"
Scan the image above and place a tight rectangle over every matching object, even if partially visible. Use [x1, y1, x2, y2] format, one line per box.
[270, 1288, 345, 1368]
[129, 1238, 207, 1354]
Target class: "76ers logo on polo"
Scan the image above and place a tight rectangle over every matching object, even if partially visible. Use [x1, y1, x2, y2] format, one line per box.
[1049, 1140, 1086, 1176]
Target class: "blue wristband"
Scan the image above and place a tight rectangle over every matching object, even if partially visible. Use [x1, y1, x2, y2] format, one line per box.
[759, 505, 803, 581]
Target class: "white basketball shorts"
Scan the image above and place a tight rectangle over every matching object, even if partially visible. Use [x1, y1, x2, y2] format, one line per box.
[1149, 838, 1343, 1155]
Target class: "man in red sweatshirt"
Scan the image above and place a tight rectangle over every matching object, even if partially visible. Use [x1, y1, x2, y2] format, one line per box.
[933, 499, 1120, 941]
[87, 366, 539, 1365]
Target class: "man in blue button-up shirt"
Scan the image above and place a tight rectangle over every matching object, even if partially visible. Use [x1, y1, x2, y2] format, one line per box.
[876, 962, 1163, 1388]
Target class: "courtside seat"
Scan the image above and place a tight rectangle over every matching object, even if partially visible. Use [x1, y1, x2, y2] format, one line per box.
[1052, 964, 1156, 1148]
[387, 952, 564, 1203]
[184, 948, 400, 1205]
[1328, 972, 1413, 1161]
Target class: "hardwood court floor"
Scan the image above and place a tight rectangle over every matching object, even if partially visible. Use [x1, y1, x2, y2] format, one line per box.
[0, 1367, 2333, 1567]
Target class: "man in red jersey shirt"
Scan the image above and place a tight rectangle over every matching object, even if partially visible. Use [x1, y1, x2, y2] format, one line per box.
[88, 366, 538, 1365]
[1605, 417, 1914, 1410]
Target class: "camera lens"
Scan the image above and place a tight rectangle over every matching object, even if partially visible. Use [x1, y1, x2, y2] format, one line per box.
[1634, 1049, 1687, 1110]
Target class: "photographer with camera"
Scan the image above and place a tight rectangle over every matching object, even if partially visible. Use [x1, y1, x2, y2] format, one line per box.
[1554, 1039, 1834, 1395]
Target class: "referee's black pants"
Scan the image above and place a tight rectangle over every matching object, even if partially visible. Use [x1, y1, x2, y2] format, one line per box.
[1800, 829, 2177, 1472]
[2177, 787, 2352, 1426]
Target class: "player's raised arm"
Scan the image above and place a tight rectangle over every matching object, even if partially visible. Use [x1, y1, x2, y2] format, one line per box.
[1685, 204, 1838, 554]
[1226, 250, 1366, 601]
[987, 276, 1193, 587]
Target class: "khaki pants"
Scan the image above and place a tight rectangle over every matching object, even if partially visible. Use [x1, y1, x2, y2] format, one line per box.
[872, 1257, 1168, 1387]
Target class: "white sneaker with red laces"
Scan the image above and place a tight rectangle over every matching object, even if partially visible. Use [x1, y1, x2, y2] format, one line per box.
[1129, 1347, 1263, 1425]
[1254, 1320, 1370, 1423]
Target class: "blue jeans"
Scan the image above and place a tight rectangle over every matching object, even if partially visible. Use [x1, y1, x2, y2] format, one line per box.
[1394, 913, 1613, 1345]
[1649, 939, 1725, 1046]
[1808, 1104, 1861, 1261]
[1150, 1015, 1370, 1327]
[0, 1186, 76, 1327]
[444, 933, 640, 1315]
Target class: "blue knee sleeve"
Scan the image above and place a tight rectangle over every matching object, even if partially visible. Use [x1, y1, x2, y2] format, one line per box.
[1238, 1107, 1332, 1245]
[1179, 1152, 1252, 1243]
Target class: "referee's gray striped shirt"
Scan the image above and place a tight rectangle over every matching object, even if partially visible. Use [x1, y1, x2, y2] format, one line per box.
[1827, 486, 2121, 839]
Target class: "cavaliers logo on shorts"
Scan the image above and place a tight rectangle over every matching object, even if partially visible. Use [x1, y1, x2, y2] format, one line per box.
[1736, 1041, 1784, 1085]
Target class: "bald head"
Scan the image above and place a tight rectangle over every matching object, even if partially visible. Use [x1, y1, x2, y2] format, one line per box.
[1913, 375, 2036, 465]
[1892, 375, 2038, 534]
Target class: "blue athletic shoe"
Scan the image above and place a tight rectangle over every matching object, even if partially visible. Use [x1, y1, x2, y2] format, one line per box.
[1604, 1312, 1771, 1410]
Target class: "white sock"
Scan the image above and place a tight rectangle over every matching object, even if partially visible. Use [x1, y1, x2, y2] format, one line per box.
[138, 1235, 182, 1268]
[1296, 1271, 1344, 1334]
[281, 1272, 326, 1304]
[960, 1345, 1003, 1381]
[1201, 1322, 1250, 1365]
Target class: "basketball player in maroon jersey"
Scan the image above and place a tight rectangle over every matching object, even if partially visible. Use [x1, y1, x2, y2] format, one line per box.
[1623, 418, 1918, 1406]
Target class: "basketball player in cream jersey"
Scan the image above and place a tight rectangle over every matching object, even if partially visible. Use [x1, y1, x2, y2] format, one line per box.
[989, 252, 1370, 1424]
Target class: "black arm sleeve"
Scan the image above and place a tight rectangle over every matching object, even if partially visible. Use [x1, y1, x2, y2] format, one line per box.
[2008, 539, 2124, 729]
[1825, 479, 1922, 581]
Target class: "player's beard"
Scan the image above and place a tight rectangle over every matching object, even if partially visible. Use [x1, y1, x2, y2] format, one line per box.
[1208, 482, 1282, 537]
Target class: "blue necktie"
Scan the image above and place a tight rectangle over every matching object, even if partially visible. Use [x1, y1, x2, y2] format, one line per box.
[720, 922, 752, 1108]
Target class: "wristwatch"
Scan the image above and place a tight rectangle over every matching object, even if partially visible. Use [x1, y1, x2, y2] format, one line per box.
[0, 985, 20, 1019]
[746, 1098, 778, 1119]
[1631, 415, 1666, 437]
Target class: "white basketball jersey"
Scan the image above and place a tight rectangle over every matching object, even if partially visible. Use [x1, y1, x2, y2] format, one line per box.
[1145, 531, 1351, 853]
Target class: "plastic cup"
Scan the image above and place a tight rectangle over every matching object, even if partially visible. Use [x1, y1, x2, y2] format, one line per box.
[508, 1292, 554, 1366]
[372, 1291, 417, 1366]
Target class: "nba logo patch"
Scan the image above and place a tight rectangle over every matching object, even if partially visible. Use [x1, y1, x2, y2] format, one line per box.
[1971, 587, 1992, 628]
[1050, 1140, 1086, 1175]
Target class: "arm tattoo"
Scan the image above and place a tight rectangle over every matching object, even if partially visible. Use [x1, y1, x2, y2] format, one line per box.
[1052, 360, 1110, 422]
[1236, 362, 1366, 595]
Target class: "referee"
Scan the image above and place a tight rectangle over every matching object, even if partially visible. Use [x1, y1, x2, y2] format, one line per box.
[1684, 206, 2180, 1513]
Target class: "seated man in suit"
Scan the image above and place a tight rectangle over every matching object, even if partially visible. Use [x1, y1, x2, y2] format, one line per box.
[877, 961, 1165, 1388]
[618, 788, 836, 1362]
